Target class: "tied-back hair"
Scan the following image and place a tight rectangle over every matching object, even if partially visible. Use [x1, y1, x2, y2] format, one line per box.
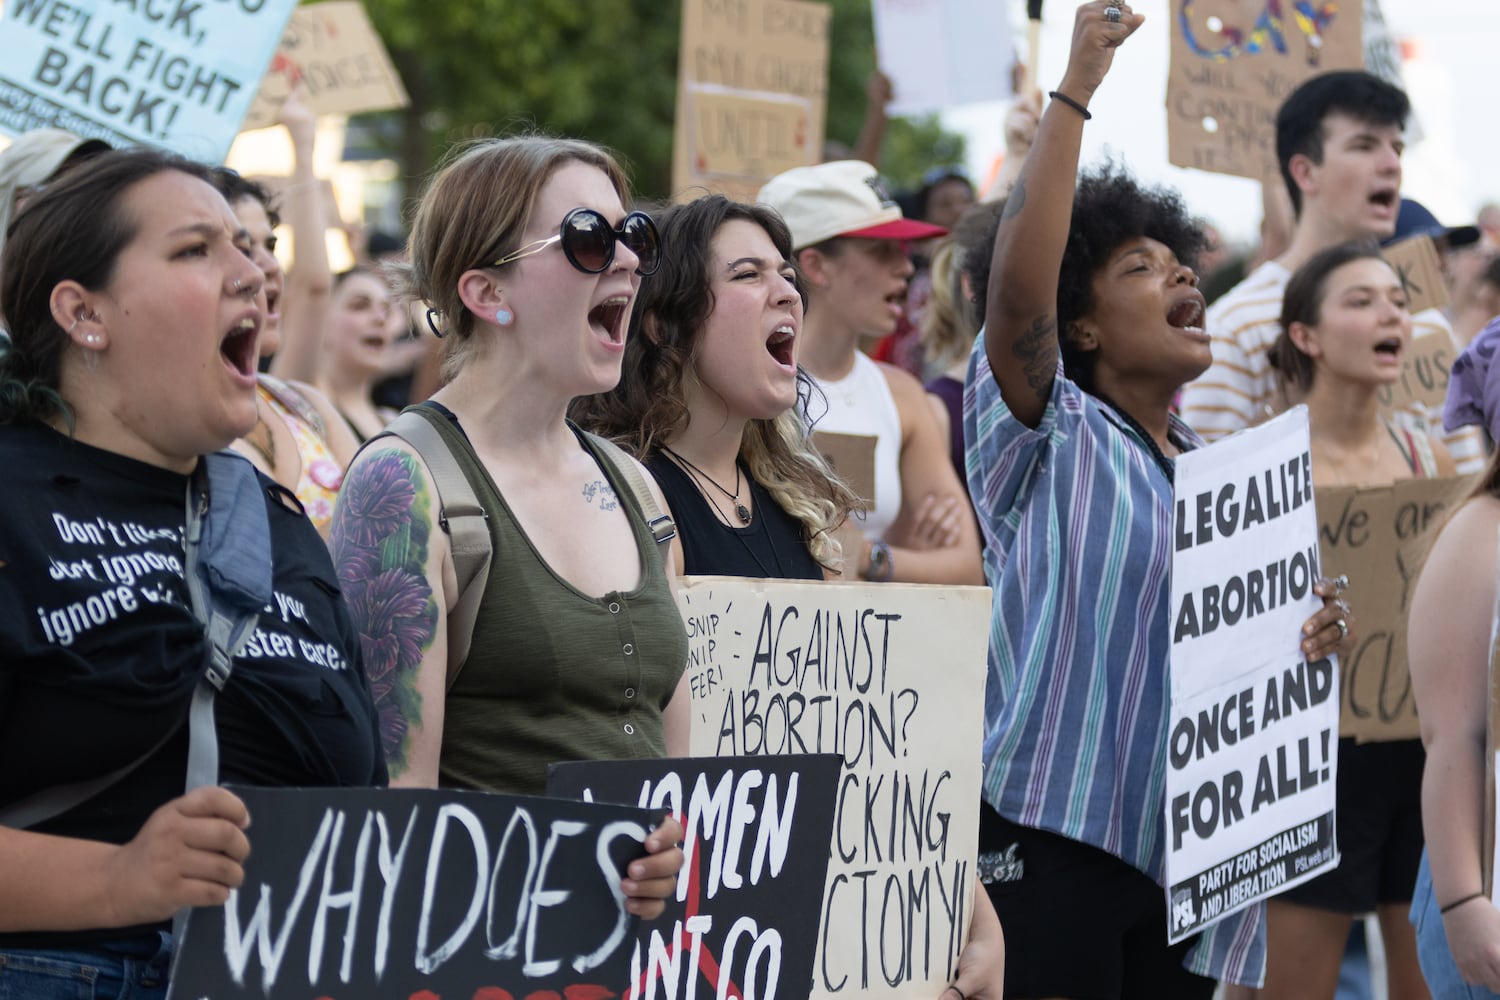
[571, 194, 861, 571]
[390, 135, 630, 383]
[1268, 240, 1387, 392]
[1, 147, 214, 428]
[1057, 161, 1207, 394]
[918, 238, 971, 375]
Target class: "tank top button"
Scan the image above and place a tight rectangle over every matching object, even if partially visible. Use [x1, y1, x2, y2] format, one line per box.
[608, 602, 621, 614]
[623, 643, 634, 655]
[623, 723, 636, 735]
[625, 687, 636, 699]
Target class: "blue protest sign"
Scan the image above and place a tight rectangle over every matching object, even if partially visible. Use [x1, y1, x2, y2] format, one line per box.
[1, 0, 298, 161]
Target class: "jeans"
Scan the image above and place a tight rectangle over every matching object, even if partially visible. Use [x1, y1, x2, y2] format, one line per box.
[0, 932, 171, 1000]
[1411, 849, 1500, 1000]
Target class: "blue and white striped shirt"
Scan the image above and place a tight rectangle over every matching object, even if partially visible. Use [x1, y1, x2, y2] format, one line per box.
[963, 344, 1266, 987]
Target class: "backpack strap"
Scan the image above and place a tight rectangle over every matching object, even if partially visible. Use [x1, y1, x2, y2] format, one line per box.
[585, 431, 677, 559]
[364, 408, 491, 691]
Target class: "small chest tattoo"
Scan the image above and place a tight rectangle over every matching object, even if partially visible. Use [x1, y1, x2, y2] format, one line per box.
[582, 480, 619, 511]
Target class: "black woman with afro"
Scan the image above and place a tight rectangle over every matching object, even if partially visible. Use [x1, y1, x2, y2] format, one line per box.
[961, 3, 1354, 996]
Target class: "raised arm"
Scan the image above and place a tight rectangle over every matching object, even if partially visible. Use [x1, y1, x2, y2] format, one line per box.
[267, 88, 334, 385]
[983, 1, 1143, 428]
[329, 440, 455, 787]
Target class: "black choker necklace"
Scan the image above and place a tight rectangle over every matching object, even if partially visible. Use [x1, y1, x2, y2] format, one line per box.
[664, 447, 751, 525]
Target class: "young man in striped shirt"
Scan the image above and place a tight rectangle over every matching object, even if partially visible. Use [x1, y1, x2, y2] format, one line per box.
[1179, 71, 1485, 472]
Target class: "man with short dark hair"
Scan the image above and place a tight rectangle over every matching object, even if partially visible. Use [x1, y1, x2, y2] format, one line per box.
[1181, 70, 1485, 471]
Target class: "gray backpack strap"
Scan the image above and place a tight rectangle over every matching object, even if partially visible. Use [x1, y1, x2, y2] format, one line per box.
[366, 409, 491, 691]
[0, 456, 268, 834]
[585, 432, 677, 560]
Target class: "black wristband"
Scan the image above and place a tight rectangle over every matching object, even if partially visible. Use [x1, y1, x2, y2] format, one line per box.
[1048, 90, 1092, 120]
[1440, 891, 1487, 915]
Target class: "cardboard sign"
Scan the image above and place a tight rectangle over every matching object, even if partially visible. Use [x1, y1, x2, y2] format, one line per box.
[679, 576, 989, 1000]
[1318, 475, 1479, 743]
[548, 754, 843, 1000]
[1384, 234, 1451, 318]
[1166, 407, 1339, 942]
[1376, 327, 1458, 414]
[0, 0, 298, 161]
[870, 0, 1014, 116]
[1167, 0, 1363, 180]
[169, 786, 661, 999]
[241, 0, 409, 131]
[813, 430, 877, 510]
[671, 0, 830, 202]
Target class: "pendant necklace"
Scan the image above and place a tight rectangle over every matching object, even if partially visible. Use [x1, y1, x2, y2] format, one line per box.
[663, 447, 752, 525]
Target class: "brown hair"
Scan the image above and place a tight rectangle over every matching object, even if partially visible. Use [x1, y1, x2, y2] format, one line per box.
[391, 136, 630, 382]
[1, 147, 214, 426]
[572, 194, 860, 571]
[1268, 240, 1387, 391]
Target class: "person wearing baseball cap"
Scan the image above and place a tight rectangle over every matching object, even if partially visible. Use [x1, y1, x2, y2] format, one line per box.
[757, 160, 982, 586]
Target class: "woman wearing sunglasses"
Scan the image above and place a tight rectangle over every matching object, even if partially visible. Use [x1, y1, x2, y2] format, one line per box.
[327, 136, 685, 911]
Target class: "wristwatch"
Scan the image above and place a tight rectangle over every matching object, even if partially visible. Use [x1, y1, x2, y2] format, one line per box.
[863, 539, 894, 582]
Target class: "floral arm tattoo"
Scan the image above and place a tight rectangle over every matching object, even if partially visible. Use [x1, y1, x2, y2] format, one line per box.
[329, 449, 439, 778]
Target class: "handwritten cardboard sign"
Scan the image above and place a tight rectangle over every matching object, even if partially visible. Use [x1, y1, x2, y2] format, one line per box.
[169, 785, 661, 999]
[241, 0, 408, 131]
[548, 754, 843, 1000]
[1167, 0, 1363, 180]
[678, 576, 989, 999]
[1317, 475, 1478, 743]
[0, 0, 297, 161]
[1166, 407, 1338, 941]
[870, 0, 1014, 116]
[1376, 326, 1459, 420]
[813, 430, 877, 510]
[671, 0, 830, 202]
[1383, 234, 1451, 317]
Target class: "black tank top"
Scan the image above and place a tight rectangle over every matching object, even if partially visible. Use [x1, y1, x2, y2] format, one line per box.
[647, 453, 823, 580]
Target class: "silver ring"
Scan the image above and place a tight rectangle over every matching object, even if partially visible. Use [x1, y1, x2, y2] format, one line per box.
[1333, 573, 1350, 593]
[1336, 619, 1348, 641]
[1105, 5, 1122, 22]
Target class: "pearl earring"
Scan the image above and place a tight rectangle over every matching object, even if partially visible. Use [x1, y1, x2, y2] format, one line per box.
[495, 308, 514, 326]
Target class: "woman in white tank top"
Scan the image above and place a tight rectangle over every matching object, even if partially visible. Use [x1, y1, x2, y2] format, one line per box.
[759, 160, 983, 585]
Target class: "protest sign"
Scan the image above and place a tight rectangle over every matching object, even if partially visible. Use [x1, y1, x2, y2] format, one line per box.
[813, 430, 877, 510]
[548, 754, 843, 1000]
[1318, 475, 1477, 743]
[1375, 328, 1457, 414]
[0, 0, 297, 161]
[679, 576, 989, 1000]
[1167, 0, 1362, 180]
[168, 786, 661, 1000]
[870, 0, 1015, 116]
[1166, 407, 1339, 943]
[1383, 235, 1451, 319]
[671, 0, 830, 202]
[241, 0, 408, 131]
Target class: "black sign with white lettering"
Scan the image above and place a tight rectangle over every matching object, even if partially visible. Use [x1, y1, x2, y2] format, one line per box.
[547, 755, 841, 1000]
[167, 785, 661, 1000]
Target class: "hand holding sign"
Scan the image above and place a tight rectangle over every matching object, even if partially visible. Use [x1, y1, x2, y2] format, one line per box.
[622, 813, 685, 920]
[105, 785, 250, 925]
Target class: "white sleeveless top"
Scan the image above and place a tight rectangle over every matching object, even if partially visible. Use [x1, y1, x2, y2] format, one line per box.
[804, 352, 903, 542]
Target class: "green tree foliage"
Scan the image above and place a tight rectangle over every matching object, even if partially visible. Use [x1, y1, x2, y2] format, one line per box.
[360, 0, 963, 207]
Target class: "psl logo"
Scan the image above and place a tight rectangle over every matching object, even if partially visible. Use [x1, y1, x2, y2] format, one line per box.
[1171, 888, 1198, 931]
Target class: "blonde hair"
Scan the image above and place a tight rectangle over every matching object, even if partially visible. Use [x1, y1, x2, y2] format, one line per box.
[919, 238, 973, 375]
[390, 136, 630, 381]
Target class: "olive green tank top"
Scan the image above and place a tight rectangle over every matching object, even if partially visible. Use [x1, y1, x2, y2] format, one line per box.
[416, 407, 688, 797]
